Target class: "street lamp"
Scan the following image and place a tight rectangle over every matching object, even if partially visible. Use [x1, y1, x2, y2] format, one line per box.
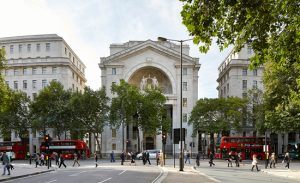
[157, 36, 193, 171]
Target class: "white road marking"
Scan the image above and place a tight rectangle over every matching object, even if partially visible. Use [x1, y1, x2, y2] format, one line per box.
[45, 180, 57, 183]
[152, 167, 163, 183]
[98, 177, 112, 183]
[118, 170, 126, 175]
[69, 171, 86, 176]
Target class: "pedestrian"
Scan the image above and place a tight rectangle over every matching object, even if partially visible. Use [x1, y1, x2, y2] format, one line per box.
[94, 152, 98, 167]
[284, 152, 290, 169]
[209, 152, 215, 167]
[185, 150, 191, 164]
[269, 152, 276, 168]
[40, 153, 45, 166]
[34, 153, 40, 168]
[59, 154, 67, 168]
[146, 150, 151, 165]
[72, 152, 80, 167]
[120, 151, 125, 165]
[110, 151, 115, 162]
[159, 150, 164, 166]
[235, 153, 240, 167]
[227, 151, 233, 167]
[251, 154, 260, 171]
[265, 151, 269, 169]
[130, 152, 136, 166]
[1, 152, 10, 176]
[142, 151, 147, 165]
[196, 152, 200, 167]
[156, 152, 160, 166]
[54, 152, 59, 166]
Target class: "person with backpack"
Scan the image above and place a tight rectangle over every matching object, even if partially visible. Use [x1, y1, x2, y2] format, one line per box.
[1, 152, 10, 175]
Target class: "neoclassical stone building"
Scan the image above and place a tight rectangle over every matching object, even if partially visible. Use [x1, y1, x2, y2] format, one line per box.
[99, 40, 200, 156]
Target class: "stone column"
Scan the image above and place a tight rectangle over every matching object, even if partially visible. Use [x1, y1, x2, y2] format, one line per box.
[29, 128, 33, 155]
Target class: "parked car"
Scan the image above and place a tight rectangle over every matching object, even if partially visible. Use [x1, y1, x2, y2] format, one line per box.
[136, 149, 160, 160]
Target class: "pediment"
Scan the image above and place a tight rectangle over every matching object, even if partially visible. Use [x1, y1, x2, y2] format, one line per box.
[100, 40, 198, 65]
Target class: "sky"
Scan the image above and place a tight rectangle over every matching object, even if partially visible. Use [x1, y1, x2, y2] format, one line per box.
[0, 0, 231, 98]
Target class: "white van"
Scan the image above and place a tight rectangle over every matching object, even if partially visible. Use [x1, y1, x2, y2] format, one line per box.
[136, 149, 160, 160]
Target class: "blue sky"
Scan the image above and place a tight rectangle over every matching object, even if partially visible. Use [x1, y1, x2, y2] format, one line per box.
[0, 0, 231, 98]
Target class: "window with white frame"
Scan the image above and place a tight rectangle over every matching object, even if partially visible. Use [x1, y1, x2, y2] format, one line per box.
[183, 82, 187, 91]
[14, 81, 18, 90]
[242, 68, 247, 76]
[247, 44, 252, 54]
[42, 67, 47, 74]
[112, 129, 116, 138]
[32, 93, 37, 100]
[19, 44, 22, 53]
[32, 80, 37, 89]
[10, 45, 14, 54]
[227, 83, 229, 93]
[32, 67, 37, 75]
[23, 80, 27, 90]
[112, 68, 116, 75]
[242, 80, 247, 90]
[23, 68, 27, 75]
[183, 68, 187, 75]
[65, 47, 67, 55]
[242, 92, 247, 98]
[42, 80, 47, 88]
[52, 67, 57, 74]
[253, 80, 257, 89]
[14, 69, 19, 76]
[36, 43, 40, 52]
[253, 69, 257, 76]
[27, 44, 31, 52]
[183, 98, 187, 107]
[183, 113, 188, 123]
[46, 43, 50, 51]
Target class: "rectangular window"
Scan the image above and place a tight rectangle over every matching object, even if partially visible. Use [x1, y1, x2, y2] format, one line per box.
[242, 93, 247, 98]
[183, 68, 187, 75]
[227, 83, 229, 94]
[247, 44, 252, 54]
[182, 82, 187, 91]
[242, 68, 247, 76]
[69, 52, 71, 59]
[32, 80, 37, 89]
[183, 113, 187, 123]
[46, 43, 50, 51]
[65, 47, 67, 55]
[10, 45, 14, 54]
[19, 44, 22, 53]
[27, 44, 31, 52]
[32, 67, 37, 75]
[14, 81, 18, 90]
[23, 68, 27, 75]
[112, 143, 116, 150]
[36, 43, 40, 52]
[242, 80, 247, 90]
[224, 86, 226, 95]
[112, 68, 116, 75]
[23, 80, 27, 90]
[14, 69, 19, 76]
[32, 93, 37, 100]
[72, 84, 75, 90]
[52, 67, 57, 74]
[73, 57, 75, 63]
[42, 80, 47, 88]
[253, 69, 257, 76]
[112, 129, 116, 138]
[42, 67, 47, 74]
[183, 98, 187, 107]
[253, 80, 257, 89]
[72, 72, 75, 79]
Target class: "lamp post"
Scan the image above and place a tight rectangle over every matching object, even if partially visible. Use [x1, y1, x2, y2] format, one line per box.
[157, 37, 193, 171]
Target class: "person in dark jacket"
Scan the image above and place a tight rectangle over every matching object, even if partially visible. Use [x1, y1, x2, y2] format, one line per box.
[209, 152, 215, 167]
[1, 152, 10, 175]
[59, 154, 67, 168]
[196, 152, 200, 167]
[146, 151, 151, 165]
[284, 152, 290, 169]
[120, 151, 125, 165]
[94, 152, 98, 167]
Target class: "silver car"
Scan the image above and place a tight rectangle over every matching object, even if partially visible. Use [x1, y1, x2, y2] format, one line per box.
[136, 149, 160, 160]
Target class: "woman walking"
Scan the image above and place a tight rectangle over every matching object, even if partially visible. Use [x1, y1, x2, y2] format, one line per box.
[251, 154, 260, 171]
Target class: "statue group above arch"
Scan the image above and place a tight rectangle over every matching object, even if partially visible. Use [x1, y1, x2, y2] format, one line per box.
[140, 75, 159, 90]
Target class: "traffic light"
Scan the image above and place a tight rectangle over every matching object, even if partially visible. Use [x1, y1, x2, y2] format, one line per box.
[44, 134, 52, 147]
[162, 133, 167, 144]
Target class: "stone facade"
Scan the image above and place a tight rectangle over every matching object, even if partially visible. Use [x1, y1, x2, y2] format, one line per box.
[99, 40, 200, 156]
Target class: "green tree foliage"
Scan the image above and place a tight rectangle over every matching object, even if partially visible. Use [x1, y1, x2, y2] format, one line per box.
[30, 81, 72, 139]
[181, 0, 300, 132]
[69, 87, 110, 153]
[0, 48, 8, 113]
[0, 89, 31, 141]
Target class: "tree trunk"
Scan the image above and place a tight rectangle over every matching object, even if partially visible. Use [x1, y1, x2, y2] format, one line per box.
[94, 133, 102, 158]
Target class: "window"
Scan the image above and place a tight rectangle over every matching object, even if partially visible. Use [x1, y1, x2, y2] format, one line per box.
[112, 143, 116, 150]
[46, 43, 50, 51]
[72, 72, 75, 79]
[72, 84, 75, 90]
[242, 80, 247, 90]
[253, 69, 257, 76]
[42, 67, 47, 74]
[52, 67, 57, 74]
[73, 57, 75, 63]
[27, 44, 31, 52]
[112, 68, 116, 75]
[10, 45, 14, 54]
[183, 113, 187, 123]
[227, 83, 229, 94]
[253, 80, 257, 88]
[247, 44, 252, 54]
[183, 98, 187, 107]
[32, 67, 37, 75]
[224, 86, 226, 95]
[69, 52, 71, 59]
[65, 47, 67, 55]
[32, 93, 37, 100]
[183, 82, 187, 91]
[19, 44, 22, 53]
[14, 69, 19, 76]
[76, 75, 79, 82]
[42, 80, 47, 88]
[112, 82, 116, 86]
[23, 68, 27, 75]
[183, 68, 187, 75]
[36, 43, 40, 52]
[242, 93, 247, 98]
[32, 80, 37, 89]
[112, 129, 116, 138]
[14, 81, 18, 90]
[23, 80, 27, 90]
[5, 81, 9, 86]
[242, 68, 247, 76]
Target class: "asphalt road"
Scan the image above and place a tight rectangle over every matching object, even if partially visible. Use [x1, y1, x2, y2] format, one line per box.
[2, 167, 161, 183]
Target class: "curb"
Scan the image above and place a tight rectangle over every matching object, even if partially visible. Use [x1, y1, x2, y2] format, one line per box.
[152, 166, 168, 183]
[0, 169, 54, 182]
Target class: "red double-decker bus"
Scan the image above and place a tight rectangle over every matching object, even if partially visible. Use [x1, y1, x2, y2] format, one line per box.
[0, 141, 27, 159]
[217, 136, 270, 160]
[40, 140, 90, 159]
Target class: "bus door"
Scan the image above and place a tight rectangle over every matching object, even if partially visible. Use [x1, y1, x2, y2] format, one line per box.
[245, 147, 251, 159]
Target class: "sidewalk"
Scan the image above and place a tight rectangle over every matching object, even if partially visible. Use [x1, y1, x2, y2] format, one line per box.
[260, 162, 300, 181]
[0, 163, 54, 182]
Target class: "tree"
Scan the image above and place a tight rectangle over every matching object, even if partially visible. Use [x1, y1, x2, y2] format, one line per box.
[0, 48, 9, 113]
[69, 87, 110, 155]
[0, 89, 31, 142]
[180, 0, 300, 132]
[189, 97, 247, 152]
[30, 81, 72, 139]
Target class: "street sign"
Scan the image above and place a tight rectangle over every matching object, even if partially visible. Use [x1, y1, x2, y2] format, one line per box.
[263, 145, 269, 152]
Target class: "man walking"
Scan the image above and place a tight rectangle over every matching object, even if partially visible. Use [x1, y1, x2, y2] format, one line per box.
[270, 152, 276, 168]
[110, 151, 115, 162]
[209, 152, 215, 167]
[146, 150, 151, 165]
[1, 152, 10, 176]
[284, 152, 290, 169]
[196, 152, 200, 167]
[120, 151, 125, 165]
[59, 154, 67, 168]
[94, 152, 98, 167]
[72, 152, 80, 167]
[185, 150, 191, 164]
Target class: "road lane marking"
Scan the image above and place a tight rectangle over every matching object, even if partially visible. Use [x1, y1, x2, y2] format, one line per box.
[98, 177, 112, 183]
[118, 170, 126, 175]
[69, 171, 86, 176]
[152, 167, 163, 183]
[45, 180, 57, 183]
